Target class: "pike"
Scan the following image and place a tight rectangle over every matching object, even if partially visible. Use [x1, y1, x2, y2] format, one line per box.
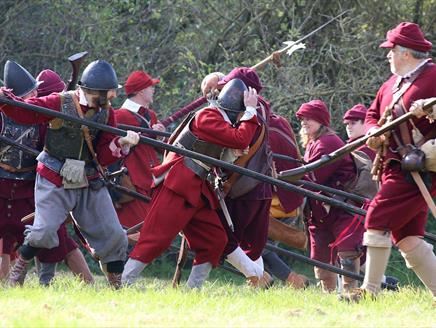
[160, 12, 348, 127]
[251, 10, 349, 70]
[279, 98, 436, 181]
[117, 124, 366, 202]
[117, 123, 171, 138]
[0, 97, 364, 215]
[0, 134, 150, 204]
[65, 51, 88, 91]
[2, 98, 436, 244]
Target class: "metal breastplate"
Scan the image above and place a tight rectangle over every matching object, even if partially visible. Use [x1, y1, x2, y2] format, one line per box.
[44, 92, 108, 162]
[173, 118, 225, 178]
[0, 112, 39, 170]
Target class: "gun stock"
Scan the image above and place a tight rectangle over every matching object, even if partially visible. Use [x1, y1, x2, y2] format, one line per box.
[66, 51, 88, 91]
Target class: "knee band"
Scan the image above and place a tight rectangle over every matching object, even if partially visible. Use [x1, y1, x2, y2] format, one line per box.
[106, 260, 124, 274]
[401, 239, 433, 269]
[363, 229, 392, 248]
[19, 244, 40, 260]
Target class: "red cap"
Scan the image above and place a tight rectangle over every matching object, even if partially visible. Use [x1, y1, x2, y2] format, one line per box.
[380, 22, 432, 52]
[296, 100, 330, 127]
[218, 67, 262, 93]
[343, 104, 367, 121]
[36, 69, 66, 96]
[124, 71, 160, 95]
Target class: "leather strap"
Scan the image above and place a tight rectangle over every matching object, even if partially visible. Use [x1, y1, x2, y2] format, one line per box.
[394, 100, 436, 219]
[223, 124, 266, 195]
[70, 93, 106, 176]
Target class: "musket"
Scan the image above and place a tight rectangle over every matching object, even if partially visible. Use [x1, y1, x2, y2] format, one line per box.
[251, 10, 349, 70]
[279, 98, 436, 181]
[272, 153, 304, 164]
[272, 153, 368, 203]
[65, 51, 88, 91]
[0, 134, 150, 204]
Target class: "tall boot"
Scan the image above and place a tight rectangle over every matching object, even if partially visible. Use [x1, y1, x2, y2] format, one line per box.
[186, 262, 212, 289]
[8, 255, 31, 287]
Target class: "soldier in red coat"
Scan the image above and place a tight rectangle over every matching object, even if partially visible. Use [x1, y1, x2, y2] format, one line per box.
[344, 22, 436, 302]
[113, 71, 163, 228]
[297, 100, 363, 293]
[122, 79, 260, 288]
[0, 60, 140, 288]
[201, 67, 273, 288]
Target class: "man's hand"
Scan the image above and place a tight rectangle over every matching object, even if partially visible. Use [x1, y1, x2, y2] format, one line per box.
[239, 87, 258, 122]
[366, 135, 385, 150]
[151, 122, 166, 132]
[119, 130, 140, 147]
[410, 97, 436, 120]
[201, 72, 224, 97]
[243, 87, 258, 108]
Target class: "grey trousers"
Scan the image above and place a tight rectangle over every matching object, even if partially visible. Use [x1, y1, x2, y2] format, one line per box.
[26, 174, 127, 264]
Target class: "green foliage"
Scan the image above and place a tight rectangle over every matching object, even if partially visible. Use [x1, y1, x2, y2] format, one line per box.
[1, 0, 435, 136]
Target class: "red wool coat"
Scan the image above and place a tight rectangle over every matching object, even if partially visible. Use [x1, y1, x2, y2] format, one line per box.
[129, 107, 259, 266]
[364, 62, 436, 242]
[113, 107, 161, 227]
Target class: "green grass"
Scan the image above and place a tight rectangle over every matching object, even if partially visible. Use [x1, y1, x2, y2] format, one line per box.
[0, 271, 435, 328]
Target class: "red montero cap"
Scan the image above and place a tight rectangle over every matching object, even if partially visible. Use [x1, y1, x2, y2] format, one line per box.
[343, 104, 367, 121]
[36, 69, 66, 96]
[124, 71, 160, 95]
[380, 22, 432, 52]
[296, 99, 330, 127]
[218, 67, 262, 93]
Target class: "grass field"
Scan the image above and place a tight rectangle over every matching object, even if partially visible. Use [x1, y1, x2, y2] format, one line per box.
[0, 270, 435, 328]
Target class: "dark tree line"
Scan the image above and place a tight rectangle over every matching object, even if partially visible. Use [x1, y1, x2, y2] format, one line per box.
[1, 0, 435, 135]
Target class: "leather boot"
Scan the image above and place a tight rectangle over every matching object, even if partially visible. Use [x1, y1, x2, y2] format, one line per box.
[286, 272, 309, 289]
[8, 255, 30, 287]
[247, 271, 273, 289]
[107, 272, 122, 289]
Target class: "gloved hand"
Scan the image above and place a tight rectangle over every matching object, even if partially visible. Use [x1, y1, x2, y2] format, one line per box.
[60, 159, 86, 183]
[119, 130, 140, 147]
